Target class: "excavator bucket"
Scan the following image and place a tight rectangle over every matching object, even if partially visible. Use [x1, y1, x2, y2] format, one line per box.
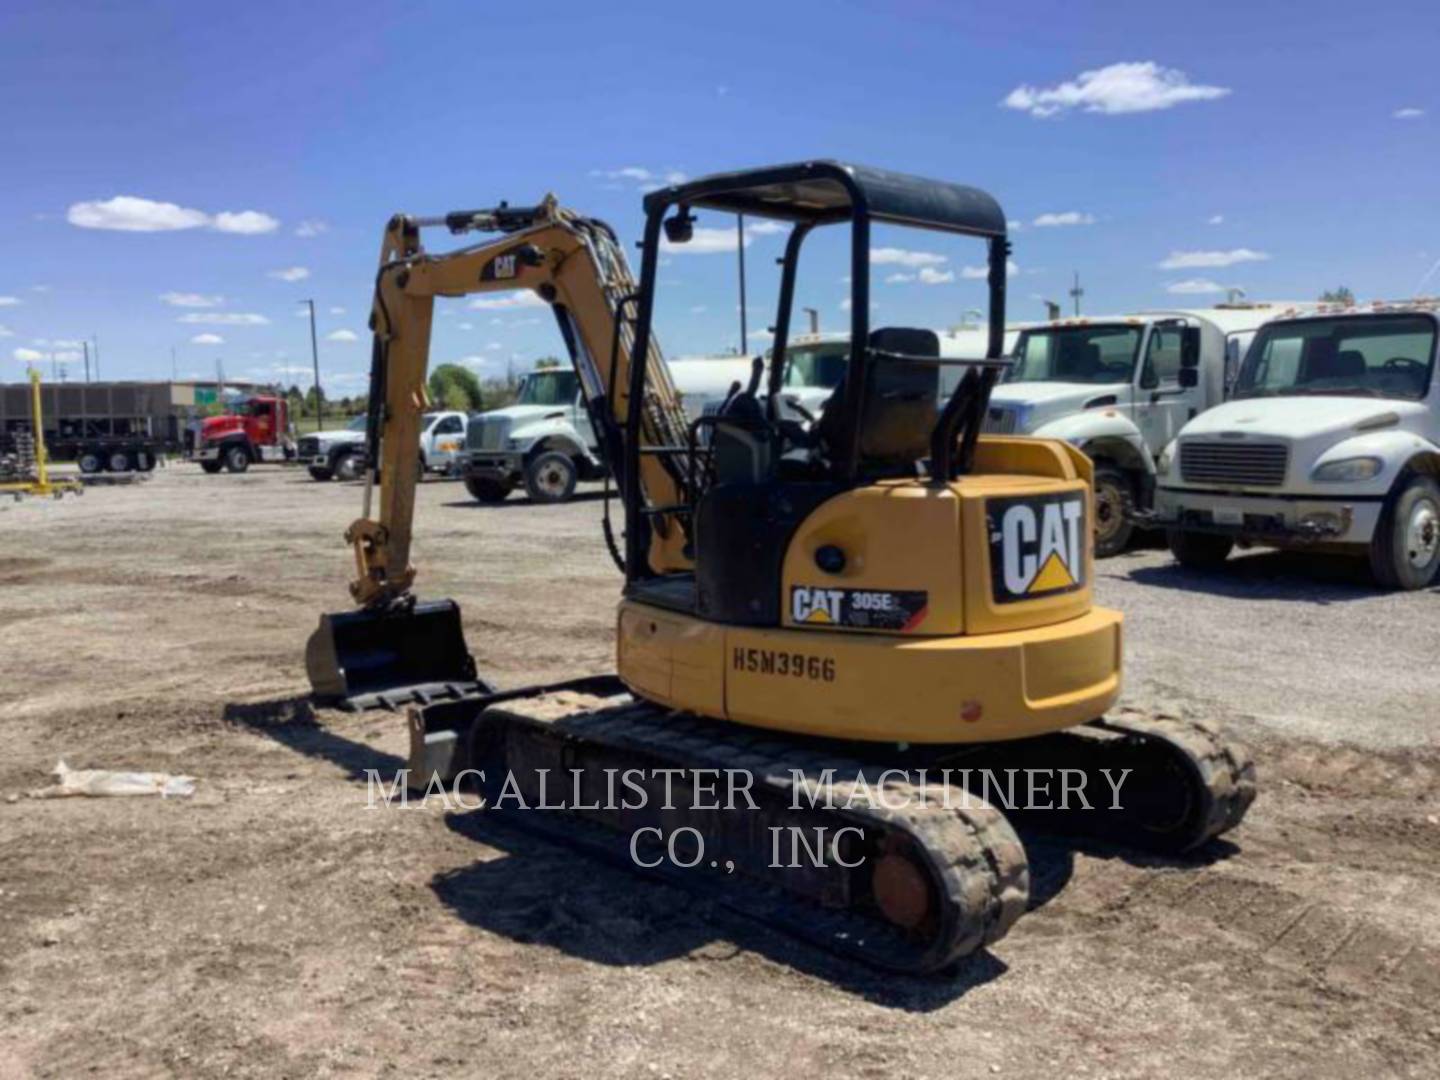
[305, 599, 491, 711]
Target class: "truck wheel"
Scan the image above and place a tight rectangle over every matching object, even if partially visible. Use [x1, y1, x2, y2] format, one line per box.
[134, 450, 153, 472]
[307, 466, 334, 482]
[1167, 528, 1234, 570]
[464, 476, 512, 503]
[1093, 466, 1136, 558]
[333, 452, 363, 482]
[1369, 475, 1440, 590]
[78, 451, 102, 474]
[524, 451, 578, 504]
[200, 460, 223, 474]
[223, 445, 250, 473]
[107, 450, 132, 472]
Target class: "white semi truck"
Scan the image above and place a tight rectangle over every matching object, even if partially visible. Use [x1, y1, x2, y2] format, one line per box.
[1151, 301, 1440, 589]
[987, 305, 1287, 555]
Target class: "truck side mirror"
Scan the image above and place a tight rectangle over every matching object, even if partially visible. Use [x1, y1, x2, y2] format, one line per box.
[1180, 327, 1202, 370]
[1178, 367, 1199, 389]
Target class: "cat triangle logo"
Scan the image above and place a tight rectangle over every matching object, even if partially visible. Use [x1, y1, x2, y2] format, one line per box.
[805, 607, 834, 624]
[1029, 550, 1077, 593]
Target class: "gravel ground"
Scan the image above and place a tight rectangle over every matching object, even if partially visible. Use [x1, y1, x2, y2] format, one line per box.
[1, 465, 1437, 1078]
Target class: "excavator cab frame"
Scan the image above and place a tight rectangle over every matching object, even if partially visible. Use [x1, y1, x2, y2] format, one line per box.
[620, 160, 1013, 588]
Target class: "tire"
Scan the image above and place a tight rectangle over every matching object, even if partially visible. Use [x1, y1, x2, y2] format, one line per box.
[464, 475, 513, 503]
[1369, 474, 1440, 590]
[200, 460, 223, 474]
[416, 458, 426, 483]
[1167, 528, 1234, 570]
[78, 451, 102, 475]
[223, 445, 250, 474]
[1092, 466, 1136, 558]
[332, 452, 363, 483]
[107, 450, 132, 473]
[524, 451, 578, 504]
[307, 466, 334, 482]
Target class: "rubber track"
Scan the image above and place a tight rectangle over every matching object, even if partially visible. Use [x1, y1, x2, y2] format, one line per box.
[478, 694, 1030, 974]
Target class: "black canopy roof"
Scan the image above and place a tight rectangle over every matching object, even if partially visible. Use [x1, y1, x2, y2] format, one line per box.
[643, 160, 1006, 238]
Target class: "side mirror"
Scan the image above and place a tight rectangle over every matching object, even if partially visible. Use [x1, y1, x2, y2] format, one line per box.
[663, 208, 695, 245]
[1178, 367, 1199, 389]
[1180, 326, 1202, 370]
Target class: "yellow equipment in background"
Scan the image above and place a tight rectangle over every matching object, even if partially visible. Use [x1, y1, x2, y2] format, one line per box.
[306, 162, 1255, 974]
[0, 370, 83, 501]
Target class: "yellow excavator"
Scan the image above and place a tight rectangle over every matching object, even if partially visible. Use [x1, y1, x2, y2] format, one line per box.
[306, 162, 1255, 973]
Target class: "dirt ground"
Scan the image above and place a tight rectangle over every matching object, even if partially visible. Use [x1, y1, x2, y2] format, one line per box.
[2, 465, 1438, 1079]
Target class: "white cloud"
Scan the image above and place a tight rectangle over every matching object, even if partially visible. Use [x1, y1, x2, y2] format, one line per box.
[469, 291, 547, 310]
[190, 333, 225, 345]
[68, 195, 210, 232]
[30, 284, 50, 292]
[1165, 278, 1226, 295]
[67, 195, 278, 234]
[213, 210, 279, 235]
[591, 166, 687, 190]
[485, 342, 502, 350]
[918, 267, 955, 285]
[13, 347, 45, 362]
[457, 321, 474, 330]
[34, 338, 84, 349]
[1394, 107, 1425, 120]
[870, 246, 946, 268]
[1032, 211, 1095, 227]
[295, 219, 329, 237]
[884, 273, 915, 284]
[1208, 214, 1225, 225]
[268, 266, 310, 282]
[689, 305, 707, 314]
[329, 306, 346, 316]
[1007, 219, 1024, 231]
[0, 325, 11, 337]
[178, 312, 271, 326]
[0, 296, 22, 306]
[747, 328, 773, 340]
[160, 291, 224, 308]
[1158, 248, 1268, 269]
[661, 226, 748, 255]
[745, 220, 786, 236]
[960, 260, 1021, 279]
[1003, 61, 1230, 118]
[326, 329, 359, 342]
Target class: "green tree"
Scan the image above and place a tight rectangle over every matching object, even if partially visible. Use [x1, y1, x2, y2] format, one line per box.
[534, 355, 563, 370]
[1319, 286, 1355, 305]
[427, 363, 485, 412]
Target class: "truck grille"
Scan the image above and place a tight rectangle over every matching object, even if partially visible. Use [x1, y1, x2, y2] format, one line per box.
[982, 407, 1017, 435]
[297, 437, 320, 457]
[1179, 441, 1290, 488]
[466, 415, 509, 451]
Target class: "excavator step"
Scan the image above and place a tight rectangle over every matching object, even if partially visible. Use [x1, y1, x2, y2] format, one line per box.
[305, 599, 491, 711]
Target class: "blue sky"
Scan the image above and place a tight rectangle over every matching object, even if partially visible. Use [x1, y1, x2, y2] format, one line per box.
[2, 0, 1437, 392]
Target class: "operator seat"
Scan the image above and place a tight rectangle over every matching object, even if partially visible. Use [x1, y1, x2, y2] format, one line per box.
[1299, 339, 1365, 383]
[815, 327, 941, 477]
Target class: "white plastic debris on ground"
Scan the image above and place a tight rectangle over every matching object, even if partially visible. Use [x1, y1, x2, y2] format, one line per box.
[27, 760, 197, 799]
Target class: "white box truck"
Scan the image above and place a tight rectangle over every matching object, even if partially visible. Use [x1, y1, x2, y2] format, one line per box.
[987, 305, 1286, 555]
[1151, 301, 1440, 589]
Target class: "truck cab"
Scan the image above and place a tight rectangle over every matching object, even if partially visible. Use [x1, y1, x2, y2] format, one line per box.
[1153, 303, 1440, 588]
[458, 368, 602, 503]
[988, 308, 1280, 555]
[195, 394, 293, 474]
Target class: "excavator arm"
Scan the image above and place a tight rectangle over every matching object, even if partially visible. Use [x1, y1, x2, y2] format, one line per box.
[347, 196, 693, 609]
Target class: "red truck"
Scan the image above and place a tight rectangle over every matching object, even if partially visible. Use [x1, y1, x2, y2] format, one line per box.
[194, 395, 296, 473]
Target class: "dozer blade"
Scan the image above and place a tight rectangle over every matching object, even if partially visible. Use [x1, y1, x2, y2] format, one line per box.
[305, 599, 493, 711]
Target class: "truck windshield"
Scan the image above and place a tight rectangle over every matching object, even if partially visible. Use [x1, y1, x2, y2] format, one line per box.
[1009, 326, 1142, 385]
[518, 370, 578, 406]
[784, 343, 849, 389]
[346, 415, 367, 432]
[1234, 315, 1436, 401]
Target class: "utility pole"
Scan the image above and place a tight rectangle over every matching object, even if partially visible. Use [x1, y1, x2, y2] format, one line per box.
[302, 299, 322, 423]
[1069, 272, 1084, 317]
[736, 215, 748, 354]
[83, 340, 91, 383]
[93, 335, 100, 380]
[171, 346, 178, 380]
[802, 306, 819, 335]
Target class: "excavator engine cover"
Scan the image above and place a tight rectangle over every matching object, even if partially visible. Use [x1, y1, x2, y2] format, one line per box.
[305, 599, 490, 711]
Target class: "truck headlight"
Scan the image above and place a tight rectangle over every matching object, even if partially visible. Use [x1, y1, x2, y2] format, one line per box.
[505, 438, 529, 451]
[1312, 456, 1382, 482]
[1156, 443, 1175, 478]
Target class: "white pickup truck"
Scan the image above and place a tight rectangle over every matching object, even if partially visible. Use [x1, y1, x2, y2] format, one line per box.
[298, 410, 467, 482]
[1152, 302, 1440, 589]
[986, 306, 1284, 555]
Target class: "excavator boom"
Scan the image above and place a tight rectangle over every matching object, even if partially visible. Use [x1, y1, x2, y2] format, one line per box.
[306, 197, 694, 708]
